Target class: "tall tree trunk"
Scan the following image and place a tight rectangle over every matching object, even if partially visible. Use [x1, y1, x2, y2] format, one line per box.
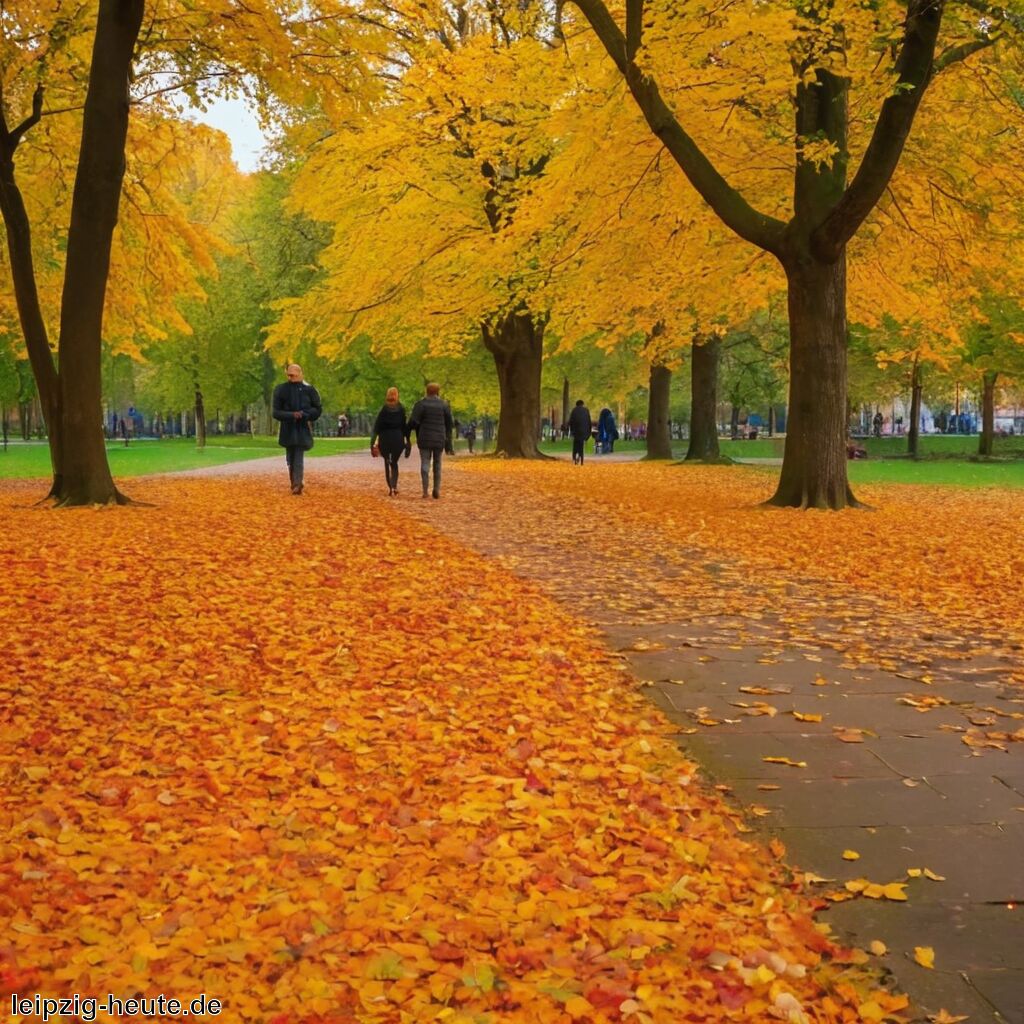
[907, 356, 922, 457]
[482, 311, 547, 458]
[767, 405, 775, 437]
[685, 335, 721, 461]
[561, 376, 570, 435]
[53, 0, 145, 505]
[769, 254, 858, 509]
[979, 371, 997, 457]
[645, 362, 672, 459]
[195, 389, 207, 449]
[0, 87, 63, 487]
[729, 404, 740, 440]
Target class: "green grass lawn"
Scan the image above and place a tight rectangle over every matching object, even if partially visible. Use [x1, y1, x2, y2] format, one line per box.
[3, 432, 1021, 488]
[0, 435, 368, 480]
[845, 458, 1024, 488]
[532, 435, 1024, 488]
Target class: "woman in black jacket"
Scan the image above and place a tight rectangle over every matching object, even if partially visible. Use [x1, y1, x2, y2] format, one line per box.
[370, 387, 410, 496]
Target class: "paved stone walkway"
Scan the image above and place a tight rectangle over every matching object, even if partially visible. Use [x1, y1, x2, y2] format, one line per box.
[164, 456, 1024, 1022]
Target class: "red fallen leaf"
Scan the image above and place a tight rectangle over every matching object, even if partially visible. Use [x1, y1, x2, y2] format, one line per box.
[430, 942, 466, 962]
[461, 842, 485, 865]
[510, 737, 537, 760]
[496, 944, 547, 971]
[714, 979, 748, 1010]
[584, 984, 633, 1013]
[524, 770, 546, 791]
[27, 729, 51, 749]
[642, 835, 670, 856]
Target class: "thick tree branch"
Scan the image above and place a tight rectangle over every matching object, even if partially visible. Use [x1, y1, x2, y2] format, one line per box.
[812, 0, 945, 261]
[570, 0, 785, 256]
[3, 84, 44, 150]
[934, 35, 993, 72]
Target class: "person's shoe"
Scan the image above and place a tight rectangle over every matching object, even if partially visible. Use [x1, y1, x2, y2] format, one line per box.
[432, 491, 440, 500]
[295, 484, 304, 495]
[422, 490, 429, 499]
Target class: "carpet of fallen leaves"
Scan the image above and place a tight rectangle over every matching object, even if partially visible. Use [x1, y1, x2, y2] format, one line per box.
[453, 460, 1024, 663]
[0, 476, 909, 1023]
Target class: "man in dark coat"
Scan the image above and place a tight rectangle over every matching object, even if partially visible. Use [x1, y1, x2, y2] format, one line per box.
[272, 363, 322, 494]
[408, 382, 454, 499]
[568, 399, 593, 465]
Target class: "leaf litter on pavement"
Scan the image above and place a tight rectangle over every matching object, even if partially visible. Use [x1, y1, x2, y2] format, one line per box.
[0, 477, 910, 1023]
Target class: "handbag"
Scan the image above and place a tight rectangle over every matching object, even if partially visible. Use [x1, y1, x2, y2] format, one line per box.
[371, 443, 380, 458]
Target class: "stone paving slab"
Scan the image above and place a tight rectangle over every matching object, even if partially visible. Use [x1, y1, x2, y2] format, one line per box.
[773, 823, 1024, 903]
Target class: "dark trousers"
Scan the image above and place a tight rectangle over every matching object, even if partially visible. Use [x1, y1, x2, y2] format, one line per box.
[572, 437, 586, 463]
[419, 447, 443, 495]
[383, 450, 401, 490]
[285, 446, 305, 487]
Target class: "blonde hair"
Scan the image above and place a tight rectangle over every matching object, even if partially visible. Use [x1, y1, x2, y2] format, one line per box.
[385, 387, 399, 405]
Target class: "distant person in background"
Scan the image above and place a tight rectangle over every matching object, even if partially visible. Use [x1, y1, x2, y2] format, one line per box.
[370, 387, 409, 496]
[597, 407, 619, 454]
[273, 363, 322, 495]
[568, 399, 592, 465]
[465, 422, 477, 454]
[408, 382, 454, 499]
[872, 410, 884, 438]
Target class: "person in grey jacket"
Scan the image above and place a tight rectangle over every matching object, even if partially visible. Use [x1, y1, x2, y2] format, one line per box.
[408, 382, 454, 499]
[272, 363, 322, 494]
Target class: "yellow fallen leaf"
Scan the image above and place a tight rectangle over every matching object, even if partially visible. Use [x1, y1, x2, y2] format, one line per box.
[793, 711, 823, 722]
[858, 999, 885, 1022]
[868, 940, 887, 956]
[842, 850, 860, 861]
[927, 1011, 969, 1023]
[913, 946, 935, 969]
[923, 868, 946, 881]
[881, 882, 908, 901]
[565, 996, 593, 1018]
[762, 757, 807, 768]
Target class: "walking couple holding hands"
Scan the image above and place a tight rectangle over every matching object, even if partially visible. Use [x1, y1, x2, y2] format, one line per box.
[370, 383, 454, 499]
